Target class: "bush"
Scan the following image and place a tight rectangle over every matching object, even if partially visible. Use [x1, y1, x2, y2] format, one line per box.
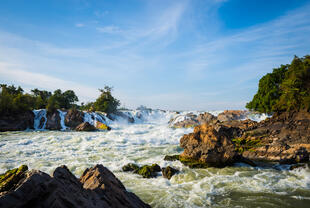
[246, 55, 310, 113]
[92, 86, 120, 113]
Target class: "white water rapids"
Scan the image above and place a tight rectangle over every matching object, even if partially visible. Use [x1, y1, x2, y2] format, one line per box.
[0, 110, 310, 207]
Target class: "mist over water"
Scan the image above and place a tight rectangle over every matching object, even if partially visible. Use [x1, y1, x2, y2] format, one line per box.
[0, 110, 309, 207]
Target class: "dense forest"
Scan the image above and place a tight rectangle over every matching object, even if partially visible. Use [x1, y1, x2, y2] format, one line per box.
[246, 55, 310, 113]
[0, 84, 120, 115]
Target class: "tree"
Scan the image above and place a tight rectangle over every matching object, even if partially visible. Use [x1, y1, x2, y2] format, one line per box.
[93, 86, 120, 113]
[246, 55, 310, 113]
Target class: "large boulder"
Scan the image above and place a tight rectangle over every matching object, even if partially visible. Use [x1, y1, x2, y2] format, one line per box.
[0, 165, 150, 208]
[96, 121, 111, 131]
[0, 111, 34, 131]
[75, 122, 96, 131]
[65, 109, 84, 129]
[170, 112, 217, 128]
[180, 123, 241, 167]
[46, 110, 61, 130]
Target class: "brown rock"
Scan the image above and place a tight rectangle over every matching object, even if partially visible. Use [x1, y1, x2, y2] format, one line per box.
[217, 110, 248, 122]
[65, 109, 84, 129]
[75, 122, 97, 131]
[0, 165, 150, 208]
[180, 123, 239, 167]
[46, 110, 61, 130]
[0, 111, 34, 131]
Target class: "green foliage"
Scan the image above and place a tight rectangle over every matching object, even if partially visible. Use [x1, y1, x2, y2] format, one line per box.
[46, 89, 78, 112]
[246, 55, 310, 113]
[92, 86, 120, 113]
[232, 137, 261, 153]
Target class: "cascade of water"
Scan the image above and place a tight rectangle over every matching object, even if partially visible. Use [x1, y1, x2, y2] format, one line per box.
[33, 109, 47, 130]
[57, 110, 68, 131]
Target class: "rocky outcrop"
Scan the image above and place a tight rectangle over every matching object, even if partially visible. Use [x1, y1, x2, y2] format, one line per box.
[217, 110, 248, 122]
[162, 166, 178, 180]
[240, 111, 310, 164]
[75, 122, 97, 131]
[122, 163, 166, 179]
[169, 112, 217, 128]
[65, 109, 84, 129]
[0, 165, 150, 208]
[178, 111, 310, 167]
[46, 110, 61, 130]
[0, 111, 34, 131]
[179, 122, 242, 167]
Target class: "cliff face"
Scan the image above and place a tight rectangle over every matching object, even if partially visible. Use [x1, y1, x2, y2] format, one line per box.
[0, 165, 150, 208]
[179, 111, 310, 166]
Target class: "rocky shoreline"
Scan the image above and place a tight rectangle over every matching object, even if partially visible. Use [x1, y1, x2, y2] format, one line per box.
[0, 165, 150, 208]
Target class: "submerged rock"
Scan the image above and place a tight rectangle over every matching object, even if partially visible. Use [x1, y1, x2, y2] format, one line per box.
[0, 164, 150, 208]
[65, 109, 84, 129]
[162, 166, 178, 180]
[164, 155, 180, 161]
[135, 164, 161, 178]
[75, 122, 97, 131]
[122, 163, 139, 172]
[0, 111, 34, 131]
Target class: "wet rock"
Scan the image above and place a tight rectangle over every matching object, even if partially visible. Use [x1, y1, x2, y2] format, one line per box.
[217, 110, 248, 122]
[197, 112, 217, 124]
[135, 164, 161, 178]
[169, 113, 199, 128]
[108, 111, 135, 123]
[162, 166, 178, 180]
[46, 110, 61, 130]
[75, 122, 96, 131]
[0, 165, 28, 193]
[289, 163, 308, 170]
[0, 111, 34, 131]
[0, 164, 150, 208]
[96, 121, 111, 131]
[164, 155, 180, 161]
[180, 123, 240, 167]
[241, 111, 310, 164]
[122, 163, 139, 172]
[65, 109, 84, 129]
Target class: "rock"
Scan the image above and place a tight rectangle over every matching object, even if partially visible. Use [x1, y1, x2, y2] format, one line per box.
[122, 163, 139, 172]
[241, 111, 310, 164]
[164, 155, 180, 161]
[197, 112, 217, 124]
[0, 164, 150, 208]
[180, 123, 240, 167]
[169, 113, 199, 128]
[96, 121, 111, 131]
[162, 166, 178, 180]
[135, 164, 161, 178]
[217, 110, 248, 122]
[65, 109, 84, 129]
[75, 122, 97, 131]
[0, 165, 28, 193]
[46, 110, 61, 130]
[0, 111, 34, 131]
[289, 163, 307, 170]
[108, 111, 135, 123]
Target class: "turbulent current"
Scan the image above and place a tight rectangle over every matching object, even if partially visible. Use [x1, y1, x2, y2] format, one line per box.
[0, 110, 310, 207]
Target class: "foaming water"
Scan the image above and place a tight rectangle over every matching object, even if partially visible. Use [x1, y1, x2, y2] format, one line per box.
[0, 110, 309, 207]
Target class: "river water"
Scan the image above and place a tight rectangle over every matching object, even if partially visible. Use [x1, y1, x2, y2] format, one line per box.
[0, 110, 309, 207]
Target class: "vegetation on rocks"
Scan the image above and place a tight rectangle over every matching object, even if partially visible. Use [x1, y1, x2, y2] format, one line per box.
[246, 55, 310, 113]
[0, 165, 28, 192]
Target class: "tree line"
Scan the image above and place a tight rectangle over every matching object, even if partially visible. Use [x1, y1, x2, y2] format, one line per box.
[0, 84, 120, 115]
[246, 55, 310, 113]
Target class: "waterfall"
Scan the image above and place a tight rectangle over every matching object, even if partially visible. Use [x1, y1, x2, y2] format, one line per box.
[57, 110, 68, 131]
[33, 109, 47, 130]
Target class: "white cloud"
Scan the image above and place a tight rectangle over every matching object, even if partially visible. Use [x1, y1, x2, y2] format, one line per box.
[96, 26, 122, 34]
[75, 23, 85, 27]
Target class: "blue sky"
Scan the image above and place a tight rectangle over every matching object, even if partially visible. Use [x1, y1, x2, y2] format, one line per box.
[0, 0, 310, 110]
